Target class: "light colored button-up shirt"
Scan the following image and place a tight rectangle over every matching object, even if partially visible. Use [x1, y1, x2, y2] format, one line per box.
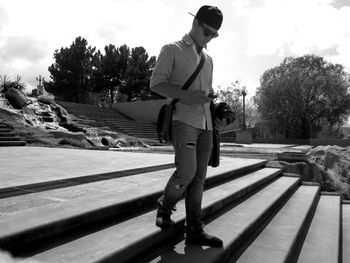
[150, 34, 214, 130]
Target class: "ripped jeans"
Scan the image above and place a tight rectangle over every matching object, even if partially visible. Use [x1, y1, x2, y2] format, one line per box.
[157, 120, 213, 233]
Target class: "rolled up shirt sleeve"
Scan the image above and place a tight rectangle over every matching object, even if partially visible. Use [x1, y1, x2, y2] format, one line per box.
[150, 44, 174, 89]
[209, 57, 214, 94]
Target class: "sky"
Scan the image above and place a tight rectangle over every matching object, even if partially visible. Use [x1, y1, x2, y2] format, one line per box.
[0, 0, 350, 97]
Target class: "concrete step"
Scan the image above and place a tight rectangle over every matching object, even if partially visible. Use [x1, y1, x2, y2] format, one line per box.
[57, 102, 126, 113]
[27, 167, 284, 263]
[2, 146, 343, 263]
[126, 133, 156, 137]
[112, 127, 155, 133]
[0, 133, 16, 137]
[297, 194, 341, 263]
[57, 105, 115, 112]
[73, 111, 124, 115]
[0, 128, 13, 133]
[137, 176, 301, 263]
[124, 132, 156, 137]
[108, 127, 156, 133]
[0, 137, 22, 141]
[122, 127, 155, 131]
[55, 103, 129, 121]
[0, 124, 26, 146]
[0, 158, 268, 254]
[118, 127, 156, 132]
[0, 141, 26, 146]
[76, 116, 121, 122]
[277, 151, 309, 162]
[140, 136, 158, 139]
[76, 115, 127, 120]
[67, 116, 158, 139]
[95, 122, 155, 129]
[119, 131, 157, 136]
[0, 163, 175, 199]
[343, 203, 350, 263]
[139, 137, 159, 141]
[55, 101, 158, 139]
[105, 120, 154, 125]
[72, 119, 156, 133]
[235, 185, 320, 263]
[0, 148, 176, 190]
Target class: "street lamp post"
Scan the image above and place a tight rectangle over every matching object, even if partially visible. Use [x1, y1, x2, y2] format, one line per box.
[241, 87, 247, 130]
[236, 86, 252, 144]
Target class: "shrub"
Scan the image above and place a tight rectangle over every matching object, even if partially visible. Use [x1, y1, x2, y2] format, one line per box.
[58, 138, 90, 148]
[38, 94, 56, 105]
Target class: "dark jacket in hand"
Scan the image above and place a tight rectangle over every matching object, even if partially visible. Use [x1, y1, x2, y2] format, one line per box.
[208, 101, 235, 167]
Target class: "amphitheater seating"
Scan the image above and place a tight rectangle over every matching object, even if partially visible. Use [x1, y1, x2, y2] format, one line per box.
[57, 101, 159, 142]
[0, 121, 26, 147]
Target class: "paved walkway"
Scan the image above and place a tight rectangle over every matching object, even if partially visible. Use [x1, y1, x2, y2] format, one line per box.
[220, 143, 312, 153]
[222, 142, 294, 148]
[0, 147, 174, 188]
[0, 144, 311, 189]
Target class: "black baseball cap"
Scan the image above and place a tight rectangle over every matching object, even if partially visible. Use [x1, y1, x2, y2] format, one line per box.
[189, 5, 223, 30]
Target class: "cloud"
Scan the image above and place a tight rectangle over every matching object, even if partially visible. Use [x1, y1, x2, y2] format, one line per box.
[0, 35, 49, 91]
[97, 20, 128, 44]
[331, 0, 350, 9]
[0, 36, 48, 64]
[326, 35, 350, 68]
[214, 0, 350, 94]
[0, 0, 178, 92]
[1, 0, 349, 96]
[95, 0, 176, 55]
[0, 7, 9, 30]
[246, 0, 350, 59]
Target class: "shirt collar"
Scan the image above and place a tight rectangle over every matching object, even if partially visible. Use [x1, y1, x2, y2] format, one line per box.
[182, 34, 194, 46]
[182, 34, 207, 49]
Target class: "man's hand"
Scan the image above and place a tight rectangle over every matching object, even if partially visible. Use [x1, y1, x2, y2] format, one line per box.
[215, 117, 227, 132]
[181, 90, 213, 105]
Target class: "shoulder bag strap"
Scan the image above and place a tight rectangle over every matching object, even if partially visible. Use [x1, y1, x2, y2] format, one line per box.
[170, 54, 206, 106]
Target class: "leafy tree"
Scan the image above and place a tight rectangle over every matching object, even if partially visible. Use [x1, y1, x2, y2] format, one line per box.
[46, 37, 159, 103]
[46, 37, 96, 103]
[119, 47, 159, 101]
[29, 88, 38, 97]
[93, 45, 119, 103]
[116, 44, 130, 86]
[254, 55, 350, 139]
[93, 44, 130, 103]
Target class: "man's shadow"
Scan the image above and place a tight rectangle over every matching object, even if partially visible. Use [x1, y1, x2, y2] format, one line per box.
[154, 243, 224, 263]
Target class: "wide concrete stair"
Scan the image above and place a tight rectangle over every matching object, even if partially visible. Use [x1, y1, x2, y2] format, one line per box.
[0, 157, 347, 263]
[0, 122, 26, 146]
[56, 101, 158, 141]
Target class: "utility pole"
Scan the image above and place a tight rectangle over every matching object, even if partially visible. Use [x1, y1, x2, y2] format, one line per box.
[241, 86, 247, 130]
[236, 86, 252, 144]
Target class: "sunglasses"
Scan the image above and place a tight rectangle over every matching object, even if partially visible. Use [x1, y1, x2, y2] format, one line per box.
[199, 22, 219, 38]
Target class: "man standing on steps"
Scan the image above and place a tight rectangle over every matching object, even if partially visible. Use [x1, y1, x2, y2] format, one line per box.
[150, 5, 226, 247]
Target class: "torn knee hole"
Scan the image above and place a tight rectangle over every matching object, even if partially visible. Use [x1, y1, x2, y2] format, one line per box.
[185, 142, 196, 148]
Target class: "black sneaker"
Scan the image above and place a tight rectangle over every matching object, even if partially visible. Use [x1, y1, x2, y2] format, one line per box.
[185, 232, 223, 247]
[155, 211, 175, 228]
